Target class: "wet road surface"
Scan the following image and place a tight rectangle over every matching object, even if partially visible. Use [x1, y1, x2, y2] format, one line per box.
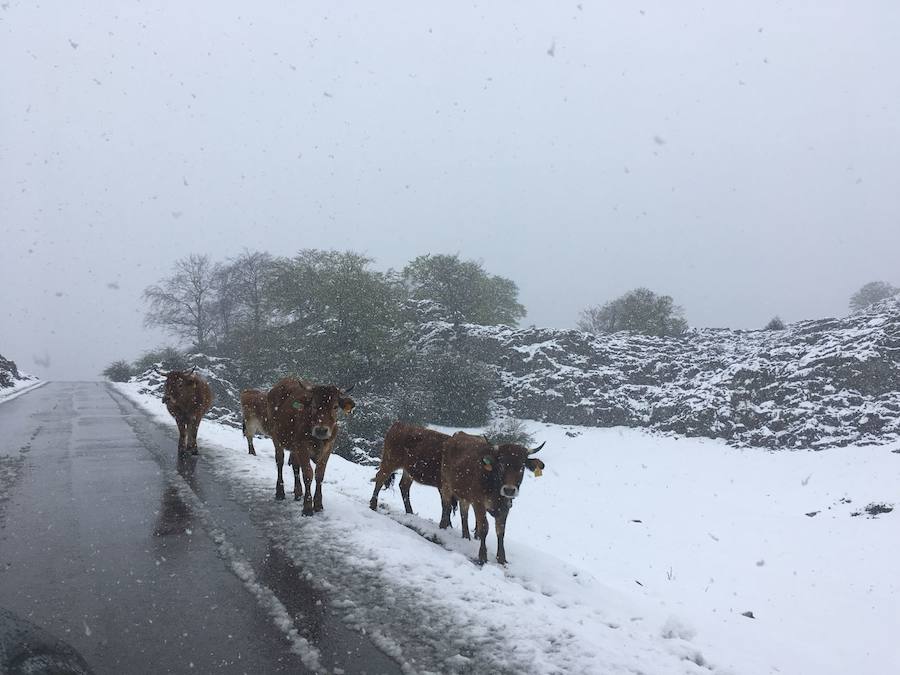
[0, 382, 402, 674]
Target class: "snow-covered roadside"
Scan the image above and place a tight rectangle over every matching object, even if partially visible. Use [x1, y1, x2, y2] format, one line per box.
[0, 376, 45, 403]
[115, 382, 900, 675]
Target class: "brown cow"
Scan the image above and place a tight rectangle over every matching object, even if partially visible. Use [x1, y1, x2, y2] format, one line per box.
[159, 367, 213, 455]
[439, 431, 545, 564]
[240, 389, 270, 455]
[369, 422, 450, 514]
[266, 377, 355, 514]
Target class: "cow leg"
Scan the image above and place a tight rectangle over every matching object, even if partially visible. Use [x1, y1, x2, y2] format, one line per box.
[312, 454, 330, 512]
[460, 500, 471, 540]
[297, 455, 315, 516]
[368, 464, 392, 511]
[189, 415, 200, 455]
[399, 471, 414, 514]
[439, 484, 454, 529]
[274, 444, 286, 500]
[473, 503, 489, 564]
[175, 416, 187, 452]
[243, 422, 256, 455]
[289, 449, 304, 503]
[292, 460, 302, 502]
[495, 509, 509, 565]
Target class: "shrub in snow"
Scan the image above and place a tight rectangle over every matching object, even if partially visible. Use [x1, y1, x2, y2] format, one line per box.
[413, 348, 498, 427]
[764, 316, 785, 330]
[132, 346, 189, 373]
[483, 418, 536, 448]
[102, 359, 134, 382]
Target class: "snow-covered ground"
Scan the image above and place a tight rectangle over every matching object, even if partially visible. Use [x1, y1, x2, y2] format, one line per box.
[116, 382, 900, 675]
[0, 374, 44, 403]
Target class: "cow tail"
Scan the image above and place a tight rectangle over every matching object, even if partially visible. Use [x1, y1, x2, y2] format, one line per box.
[242, 420, 246, 434]
[451, 496, 458, 515]
[383, 472, 396, 490]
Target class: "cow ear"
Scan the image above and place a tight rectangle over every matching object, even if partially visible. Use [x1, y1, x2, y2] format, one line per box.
[525, 458, 545, 477]
[339, 397, 355, 413]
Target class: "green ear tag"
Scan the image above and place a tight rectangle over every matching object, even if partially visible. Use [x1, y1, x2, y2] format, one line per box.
[292, 400, 303, 410]
[482, 455, 493, 471]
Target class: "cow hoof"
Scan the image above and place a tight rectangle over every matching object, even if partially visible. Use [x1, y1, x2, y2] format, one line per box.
[275, 492, 286, 501]
[248, 450, 256, 456]
[369, 501, 378, 511]
[302, 508, 314, 517]
[294, 494, 303, 502]
[462, 533, 471, 540]
[191, 448, 199, 456]
[313, 504, 323, 513]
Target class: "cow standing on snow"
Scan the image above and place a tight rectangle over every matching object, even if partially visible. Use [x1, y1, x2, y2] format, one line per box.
[369, 422, 450, 514]
[439, 431, 546, 565]
[159, 367, 213, 455]
[266, 377, 355, 515]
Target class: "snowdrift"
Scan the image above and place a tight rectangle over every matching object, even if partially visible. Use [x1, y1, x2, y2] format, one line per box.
[115, 382, 900, 675]
[0, 354, 42, 402]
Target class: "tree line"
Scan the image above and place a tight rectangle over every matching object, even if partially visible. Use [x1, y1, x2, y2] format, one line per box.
[105, 249, 897, 430]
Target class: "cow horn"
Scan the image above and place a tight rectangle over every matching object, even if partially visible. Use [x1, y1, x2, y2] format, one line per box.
[482, 435, 492, 444]
[342, 384, 355, 395]
[529, 441, 546, 455]
[188, 366, 196, 374]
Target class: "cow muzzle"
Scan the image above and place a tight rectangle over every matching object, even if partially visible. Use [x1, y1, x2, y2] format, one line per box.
[312, 426, 332, 440]
[500, 485, 519, 499]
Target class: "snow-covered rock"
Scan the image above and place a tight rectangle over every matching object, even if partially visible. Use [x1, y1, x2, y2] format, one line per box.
[0, 354, 40, 400]
[128, 354, 242, 427]
[418, 297, 900, 449]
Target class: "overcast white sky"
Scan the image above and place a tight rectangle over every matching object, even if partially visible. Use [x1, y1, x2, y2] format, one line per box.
[2, 1, 899, 379]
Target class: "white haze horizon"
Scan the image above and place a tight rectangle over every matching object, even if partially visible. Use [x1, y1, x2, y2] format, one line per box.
[2, 1, 899, 379]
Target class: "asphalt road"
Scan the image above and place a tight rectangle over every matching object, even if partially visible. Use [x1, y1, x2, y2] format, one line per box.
[0, 382, 402, 675]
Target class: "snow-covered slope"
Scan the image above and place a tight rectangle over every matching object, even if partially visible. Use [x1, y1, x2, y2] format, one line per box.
[420, 296, 900, 449]
[0, 354, 42, 402]
[115, 382, 900, 675]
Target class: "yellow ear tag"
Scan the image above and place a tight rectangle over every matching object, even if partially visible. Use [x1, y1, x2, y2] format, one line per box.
[533, 466, 543, 477]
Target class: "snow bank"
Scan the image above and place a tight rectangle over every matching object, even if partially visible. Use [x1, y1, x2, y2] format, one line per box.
[0, 354, 43, 403]
[115, 382, 900, 675]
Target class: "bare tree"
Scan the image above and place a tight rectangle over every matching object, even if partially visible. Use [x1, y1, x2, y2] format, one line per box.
[143, 254, 220, 351]
[228, 250, 278, 334]
[212, 262, 242, 343]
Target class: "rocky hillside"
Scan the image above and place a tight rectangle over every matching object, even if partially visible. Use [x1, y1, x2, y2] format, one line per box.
[126, 298, 900, 454]
[425, 296, 900, 449]
[0, 354, 39, 393]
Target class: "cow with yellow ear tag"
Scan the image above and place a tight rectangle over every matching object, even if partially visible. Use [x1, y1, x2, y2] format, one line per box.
[439, 433, 547, 565]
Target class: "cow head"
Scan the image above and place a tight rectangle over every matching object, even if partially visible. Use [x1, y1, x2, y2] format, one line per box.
[161, 367, 197, 405]
[482, 441, 546, 500]
[295, 384, 355, 441]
